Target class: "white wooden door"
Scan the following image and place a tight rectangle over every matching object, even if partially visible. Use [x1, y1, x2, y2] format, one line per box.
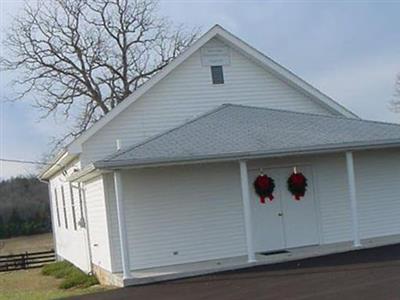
[250, 166, 319, 252]
[250, 169, 285, 252]
[280, 166, 319, 248]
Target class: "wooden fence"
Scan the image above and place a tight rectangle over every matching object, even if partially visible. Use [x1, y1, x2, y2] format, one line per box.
[0, 250, 55, 272]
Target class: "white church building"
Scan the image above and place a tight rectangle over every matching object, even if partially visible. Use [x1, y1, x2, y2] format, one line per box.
[39, 25, 400, 287]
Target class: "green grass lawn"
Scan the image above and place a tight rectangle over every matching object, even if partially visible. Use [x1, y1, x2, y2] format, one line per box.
[42, 261, 99, 289]
[0, 267, 112, 300]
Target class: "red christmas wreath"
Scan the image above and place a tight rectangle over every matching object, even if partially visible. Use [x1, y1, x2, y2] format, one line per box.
[253, 174, 275, 204]
[287, 172, 307, 200]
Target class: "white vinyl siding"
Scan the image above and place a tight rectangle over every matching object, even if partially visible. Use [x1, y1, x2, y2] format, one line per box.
[306, 149, 400, 244]
[49, 149, 399, 275]
[313, 155, 353, 243]
[84, 176, 113, 271]
[103, 150, 400, 272]
[249, 150, 400, 245]
[69, 183, 78, 231]
[48, 160, 91, 272]
[60, 185, 68, 229]
[81, 38, 336, 165]
[354, 149, 400, 239]
[106, 163, 247, 272]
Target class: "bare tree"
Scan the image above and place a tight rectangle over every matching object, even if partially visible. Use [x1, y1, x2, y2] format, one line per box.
[391, 73, 400, 113]
[1, 0, 199, 146]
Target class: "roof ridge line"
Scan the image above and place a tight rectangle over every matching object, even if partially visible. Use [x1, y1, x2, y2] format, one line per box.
[225, 103, 400, 127]
[103, 104, 231, 161]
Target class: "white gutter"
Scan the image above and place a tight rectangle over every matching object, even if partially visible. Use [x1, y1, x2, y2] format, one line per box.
[38, 150, 78, 181]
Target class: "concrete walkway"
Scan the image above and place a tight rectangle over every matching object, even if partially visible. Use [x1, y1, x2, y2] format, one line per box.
[71, 243, 400, 300]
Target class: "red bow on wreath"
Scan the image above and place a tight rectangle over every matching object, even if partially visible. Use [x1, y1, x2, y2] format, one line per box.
[287, 172, 308, 200]
[253, 174, 275, 204]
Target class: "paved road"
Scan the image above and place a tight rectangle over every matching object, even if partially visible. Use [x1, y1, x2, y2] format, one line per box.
[72, 244, 400, 300]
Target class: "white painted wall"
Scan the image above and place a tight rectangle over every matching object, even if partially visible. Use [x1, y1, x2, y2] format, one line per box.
[313, 155, 354, 243]
[83, 176, 113, 272]
[81, 38, 336, 165]
[354, 149, 400, 239]
[105, 155, 350, 271]
[105, 163, 247, 272]
[48, 160, 91, 272]
[49, 169, 115, 273]
[103, 149, 399, 273]
[249, 149, 400, 245]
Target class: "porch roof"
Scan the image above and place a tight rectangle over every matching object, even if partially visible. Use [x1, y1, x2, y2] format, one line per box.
[94, 104, 400, 169]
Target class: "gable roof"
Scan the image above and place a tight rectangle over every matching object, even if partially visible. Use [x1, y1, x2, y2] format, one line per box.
[94, 104, 400, 169]
[67, 24, 357, 154]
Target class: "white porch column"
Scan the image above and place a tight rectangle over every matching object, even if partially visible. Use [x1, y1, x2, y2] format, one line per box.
[113, 170, 132, 279]
[345, 151, 361, 247]
[239, 160, 256, 263]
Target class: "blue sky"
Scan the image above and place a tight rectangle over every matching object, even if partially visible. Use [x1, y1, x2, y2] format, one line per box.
[1, 0, 400, 179]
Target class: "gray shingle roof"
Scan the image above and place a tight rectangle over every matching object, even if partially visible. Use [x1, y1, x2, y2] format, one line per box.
[95, 104, 400, 169]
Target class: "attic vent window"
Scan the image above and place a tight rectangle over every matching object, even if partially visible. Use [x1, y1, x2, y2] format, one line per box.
[211, 66, 224, 84]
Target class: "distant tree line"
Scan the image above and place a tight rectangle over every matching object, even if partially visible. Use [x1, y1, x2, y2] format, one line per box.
[0, 176, 51, 239]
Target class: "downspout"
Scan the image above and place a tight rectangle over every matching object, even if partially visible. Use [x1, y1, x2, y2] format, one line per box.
[79, 183, 94, 274]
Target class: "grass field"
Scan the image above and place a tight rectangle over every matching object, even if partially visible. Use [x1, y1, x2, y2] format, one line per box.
[0, 234, 112, 299]
[0, 268, 110, 300]
[0, 233, 53, 255]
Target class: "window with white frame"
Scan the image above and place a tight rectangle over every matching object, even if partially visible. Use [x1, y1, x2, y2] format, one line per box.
[61, 185, 68, 229]
[78, 183, 85, 228]
[54, 188, 61, 227]
[69, 183, 77, 230]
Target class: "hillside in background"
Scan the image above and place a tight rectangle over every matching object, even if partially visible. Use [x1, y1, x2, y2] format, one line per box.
[0, 176, 51, 238]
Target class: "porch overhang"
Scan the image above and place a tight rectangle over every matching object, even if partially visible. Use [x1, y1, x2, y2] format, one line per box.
[66, 163, 111, 183]
[93, 140, 400, 171]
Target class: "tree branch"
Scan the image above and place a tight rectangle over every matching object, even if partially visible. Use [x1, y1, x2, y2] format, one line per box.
[1, 0, 199, 148]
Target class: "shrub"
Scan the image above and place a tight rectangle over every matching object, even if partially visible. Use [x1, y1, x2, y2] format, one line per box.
[59, 268, 99, 289]
[42, 261, 98, 289]
[42, 261, 74, 278]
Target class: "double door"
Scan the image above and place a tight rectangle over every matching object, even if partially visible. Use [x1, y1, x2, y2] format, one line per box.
[250, 166, 319, 252]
